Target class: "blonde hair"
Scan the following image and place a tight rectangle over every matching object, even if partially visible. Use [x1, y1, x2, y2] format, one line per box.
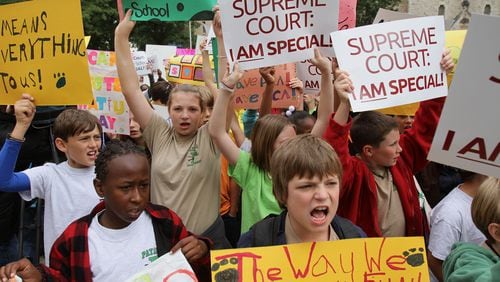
[471, 177, 500, 242]
[270, 134, 342, 209]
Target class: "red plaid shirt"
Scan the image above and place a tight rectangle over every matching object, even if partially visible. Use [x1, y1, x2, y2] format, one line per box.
[39, 201, 212, 281]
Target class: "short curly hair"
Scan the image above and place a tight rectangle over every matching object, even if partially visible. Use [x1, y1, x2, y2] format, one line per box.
[95, 139, 148, 182]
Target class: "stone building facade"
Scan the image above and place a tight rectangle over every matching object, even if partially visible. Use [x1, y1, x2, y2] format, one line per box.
[398, 0, 499, 29]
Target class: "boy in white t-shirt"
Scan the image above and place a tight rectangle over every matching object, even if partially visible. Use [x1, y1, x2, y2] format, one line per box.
[0, 94, 103, 262]
[0, 140, 211, 281]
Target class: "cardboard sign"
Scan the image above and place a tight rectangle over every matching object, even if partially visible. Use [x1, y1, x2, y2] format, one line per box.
[167, 54, 214, 86]
[220, 0, 339, 70]
[211, 237, 429, 281]
[331, 16, 447, 112]
[232, 64, 299, 110]
[428, 14, 500, 178]
[0, 0, 93, 105]
[126, 251, 196, 282]
[81, 50, 130, 135]
[145, 44, 177, 70]
[121, 0, 216, 21]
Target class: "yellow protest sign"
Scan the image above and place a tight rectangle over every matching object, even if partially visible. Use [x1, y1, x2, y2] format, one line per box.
[377, 102, 419, 116]
[167, 54, 214, 86]
[211, 237, 429, 281]
[0, 0, 93, 105]
[445, 30, 467, 85]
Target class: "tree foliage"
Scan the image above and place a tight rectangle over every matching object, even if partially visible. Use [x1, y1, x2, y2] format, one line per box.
[356, 0, 402, 26]
[81, 0, 196, 51]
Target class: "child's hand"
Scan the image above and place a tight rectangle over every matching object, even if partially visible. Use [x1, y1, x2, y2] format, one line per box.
[114, 9, 135, 39]
[199, 37, 208, 53]
[440, 48, 454, 74]
[222, 62, 244, 90]
[259, 66, 275, 84]
[334, 70, 354, 103]
[289, 78, 303, 92]
[213, 5, 223, 38]
[14, 94, 35, 127]
[310, 48, 332, 74]
[0, 258, 42, 282]
[171, 236, 208, 263]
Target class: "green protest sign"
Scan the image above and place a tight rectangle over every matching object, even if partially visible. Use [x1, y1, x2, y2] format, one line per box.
[122, 0, 216, 21]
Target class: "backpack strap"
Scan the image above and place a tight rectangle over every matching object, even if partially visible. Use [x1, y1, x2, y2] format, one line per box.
[251, 213, 281, 247]
[331, 216, 365, 239]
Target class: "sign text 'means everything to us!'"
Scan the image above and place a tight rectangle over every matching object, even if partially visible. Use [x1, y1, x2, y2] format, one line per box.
[0, 0, 92, 105]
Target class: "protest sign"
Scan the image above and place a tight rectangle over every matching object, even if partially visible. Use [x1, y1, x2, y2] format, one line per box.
[296, 58, 334, 94]
[220, 0, 339, 70]
[81, 50, 130, 134]
[373, 8, 419, 24]
[121, 0, 216, 21]
[428, 14, 500, 178]
[167, 54, 215, 86]
[232, 64, 299, 110]
[331, 16, 447, 112]
[126, 251, 196, 282]
[145, 44, 177, 70]
[211, 237, 429, 281]
[132, 51, 149, 76]
[0, 0, 93, 105]
[87, 49, 150, 78]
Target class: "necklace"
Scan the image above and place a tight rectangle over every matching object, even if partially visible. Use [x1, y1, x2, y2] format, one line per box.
[371, 168, 388, 179]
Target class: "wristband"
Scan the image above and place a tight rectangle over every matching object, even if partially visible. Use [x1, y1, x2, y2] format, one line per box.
[219, 81, 235, 93]
[7, 133, 25, 143]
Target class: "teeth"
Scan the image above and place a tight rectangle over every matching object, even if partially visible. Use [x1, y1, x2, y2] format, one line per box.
[315, 207, 327, 211]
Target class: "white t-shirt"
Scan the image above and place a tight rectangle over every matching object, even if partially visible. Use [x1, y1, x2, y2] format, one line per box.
[428, 186, 486, 260]
[20, 162, 100, 262]
[89, 211, 157, 282]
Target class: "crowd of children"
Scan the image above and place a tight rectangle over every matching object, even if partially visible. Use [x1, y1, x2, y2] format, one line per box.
[0, 5, 498, 282]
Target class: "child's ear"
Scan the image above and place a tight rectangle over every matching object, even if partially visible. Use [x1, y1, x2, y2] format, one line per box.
[362, 145, 374, 157]
[54, 137, 67, 153]
[94, 179, 105, 198]
[488, 223, 500, 243]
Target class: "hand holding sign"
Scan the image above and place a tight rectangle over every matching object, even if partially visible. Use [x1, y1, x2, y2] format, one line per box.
[171, 236, 208, 263]
[441, 49, 454, 74]
[334, 71, 354, 104]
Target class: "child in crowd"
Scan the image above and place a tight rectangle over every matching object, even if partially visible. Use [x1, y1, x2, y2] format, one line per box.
[238, 134, 365, 247]
[428, 170, 487, 281]
[443, 177, 500, 281]
[115, 10, 230, 248]
[0, 94, 102, 262]
[209, 48, 334, 233]
[0, 140, 211, 281]
[323, 50, 454, 238]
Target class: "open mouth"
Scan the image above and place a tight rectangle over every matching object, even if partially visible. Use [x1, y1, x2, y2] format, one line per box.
[180, 122, 190, 128]
[310, 206, 329, 225]
[87, 150, 98, 160]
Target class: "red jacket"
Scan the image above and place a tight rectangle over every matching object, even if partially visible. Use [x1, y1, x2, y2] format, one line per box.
[323, 98, 444, 237]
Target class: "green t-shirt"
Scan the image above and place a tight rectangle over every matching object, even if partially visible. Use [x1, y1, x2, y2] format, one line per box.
[229, 151, 282, 233]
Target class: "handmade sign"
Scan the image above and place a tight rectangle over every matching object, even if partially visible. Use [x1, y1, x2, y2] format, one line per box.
[145, 44, 177, 70]
[0, 0, 93, 105]
[428, 14, 500, 178]
[121, 0, 216, 21]
[80, 50, 130, 135]
[211, 237, 429, 281]
[233, 64, 299, 110]
[331, 16, 447, 112]
[219, 0, 339, 70]
[126, 251, 196, 282]
[167, 54, 214, 86]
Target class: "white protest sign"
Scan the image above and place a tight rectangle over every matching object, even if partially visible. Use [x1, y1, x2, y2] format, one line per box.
[428, 14, 500, 178]
[126, 251, 197, 282]
[331, 16, 447, 112]
[145, 44, 177, 70]
[296, 58, 333, 94]
[220, 0, 338, 70]
[132, 51, 149, 75]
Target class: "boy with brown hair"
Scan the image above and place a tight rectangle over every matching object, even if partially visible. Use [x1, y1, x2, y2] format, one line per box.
[238, 134, 365, 247]
[0, 94, 103, 262]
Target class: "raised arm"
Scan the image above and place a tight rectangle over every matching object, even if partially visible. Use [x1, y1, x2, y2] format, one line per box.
[0, 94, 34, 192]
[310, 48, 333, 137]
[114, 9, 154, 129]
[209, 64, 244, 166]
[258, 66, 275, 117]
[200, 38, 218, 96]
[332, 70, 354, 126]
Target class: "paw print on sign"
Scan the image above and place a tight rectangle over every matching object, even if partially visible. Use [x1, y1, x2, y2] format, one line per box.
[54, 73, 66, 88]
[403, 247, 425, 267]
[211, 257, 239, 282]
